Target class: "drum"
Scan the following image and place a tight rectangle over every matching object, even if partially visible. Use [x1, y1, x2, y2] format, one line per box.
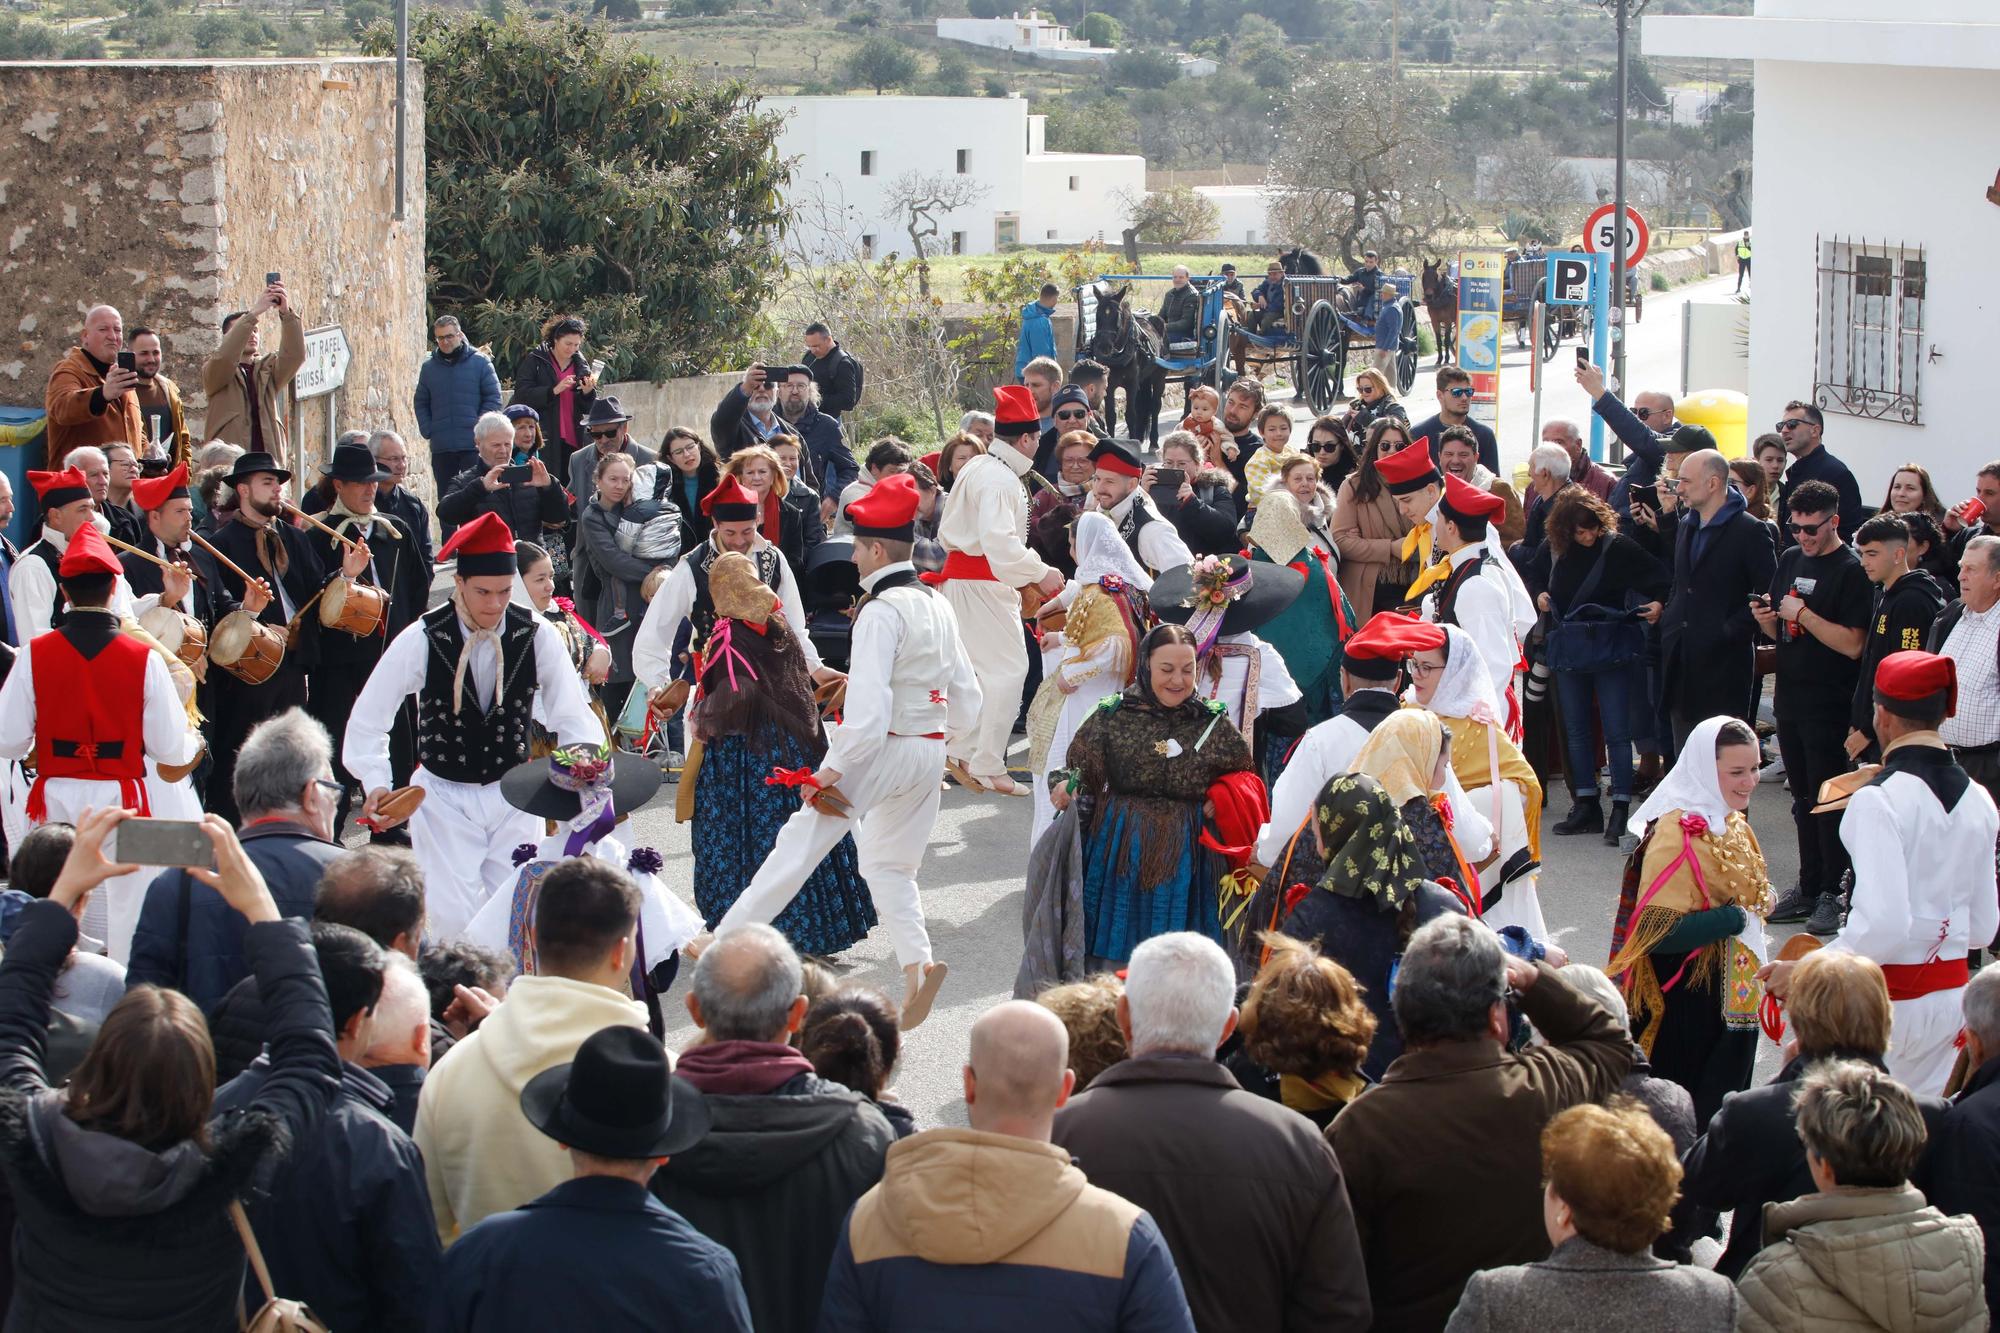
[208, 610, 287, 685]
[139, 606, 208, 673]
[320, 576, 387, 637]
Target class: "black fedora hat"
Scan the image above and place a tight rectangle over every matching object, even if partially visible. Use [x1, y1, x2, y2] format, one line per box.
[584, 397, 631, 428]
[1149, 555, 1306, 638]
[521, 1025, 712, 1159]
[223, 450, 291, 485]
[500, 748, 663, 821]
[320, 442, 392, 484]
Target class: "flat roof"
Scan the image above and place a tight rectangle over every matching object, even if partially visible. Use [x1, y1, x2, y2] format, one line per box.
[1643, 14, 2000, 71]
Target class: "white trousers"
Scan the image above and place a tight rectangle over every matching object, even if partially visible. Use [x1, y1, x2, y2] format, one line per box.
[31, 776, 155, 965]
[410, 770, 543, 943]
[718, 736, 945, 968]
[1887, 987, 1964, 1098]
[944, 582, 1025, 779]
[1468, 780, 1547, 940]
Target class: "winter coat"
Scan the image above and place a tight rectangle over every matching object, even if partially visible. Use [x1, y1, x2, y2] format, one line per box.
[566, 439, 658, 510]
[1331, 470, 1414, 618]
[1158, 284, 1201, 343]
[802, 342, 865, 419]
[1914, 1054, 2000, 1313]
[214, 1059, 439, 1332]
[1340, 394, 1408, 443]
[124, 818, 343, 1013]
[43, 347, 143, 469]
[578, 497, 658, 683]
[415, 974, 650, 1242]
[1171, 466, 1244, 556]
[711, 387, 857, 502]
[415, 343, 503, 459]
[1660, 492, 1777, 721]
[1052, 1055, 1371, 1333]
[307, 482, 435, 567]
[437, 458, 570, 545]
[1015, 300, 1058, 377]
[0, 902, 338, 1332]
[820, 1127, 1196, 1333]
[1618, 1050, 1697, 1159]
[510, 346, 596, 472]
[201, 307, 306, 458]
[1442, 1237, 1738, 1333]
[1736, 1185, 1988, 1333]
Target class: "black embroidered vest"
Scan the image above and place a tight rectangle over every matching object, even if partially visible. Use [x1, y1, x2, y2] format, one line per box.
[688, 543, 784, 644]
[1116, 495, 1168, 572]
[1435, 552, 1492, 629]
[416, 602, 539, 785]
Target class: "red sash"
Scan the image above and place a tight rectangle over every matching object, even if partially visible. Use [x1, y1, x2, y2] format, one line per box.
[1881, 957, 1969, 1001]
[938, 552, 998, 582]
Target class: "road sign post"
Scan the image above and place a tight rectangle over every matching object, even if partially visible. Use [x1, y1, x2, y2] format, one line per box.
[1582, 203, 1648, 402]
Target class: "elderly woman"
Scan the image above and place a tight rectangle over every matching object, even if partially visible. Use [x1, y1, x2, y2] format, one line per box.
[1445, 1102, 1739, 1332]
[1237, 932, 1377, 1127]
[510, 314, 599, 474]
[1332, 416, 1417, 618]
[575, 450, 659, 722]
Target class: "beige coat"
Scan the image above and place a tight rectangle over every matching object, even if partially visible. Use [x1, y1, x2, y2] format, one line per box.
[1331, 470, 1414, 618]
[43, 347, 142, 469]
[200, 308, 304, 459]
[1736, 1185, 1988, 1333]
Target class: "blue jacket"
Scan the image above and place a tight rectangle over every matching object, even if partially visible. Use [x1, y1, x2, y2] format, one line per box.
[432, 1176, 751, 1332]
[414, 344, 502, 456]
[1015, 300, 1057, 378]
[1592, 392, 1669, 514]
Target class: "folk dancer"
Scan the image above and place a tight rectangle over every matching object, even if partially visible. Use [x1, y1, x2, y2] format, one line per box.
[0, 523, 202, 962]
[1764, 651, 2000, 1097]
[936, 385, 1065, 796]
[706, 474, 980, 1028]
[9, 466, 133, 642]
[1147, 554, 1303, 757]
[1085, 438, 1193, 576]
[344, 513, 606, 941]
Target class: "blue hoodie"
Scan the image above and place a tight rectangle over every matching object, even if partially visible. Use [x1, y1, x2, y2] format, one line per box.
[1686, 482, 1747, 566]
[1015, 299, 1057, 377]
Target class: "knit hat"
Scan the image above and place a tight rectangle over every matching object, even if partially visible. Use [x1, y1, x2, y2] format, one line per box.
[58, 522, 122, 579]
[28, 467, 90, 509]
[845, 473, 921, 543]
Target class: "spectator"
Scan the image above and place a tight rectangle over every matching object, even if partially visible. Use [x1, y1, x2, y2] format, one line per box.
[363, 429, 434, 566]
[1339, 365, 1408, 445]
[1754, 431, 1788, 496]
[1546, 417, 1614, 502]
[1307, 415, 1358, 494]
[1033, 973, 1127, 1092]
[936, 433, 983, 494]
[0, 823, 125, 1025]
[1071, 357, 1111, 430]
[439, 411, 570, 545]
[1052, 932, 1372, 1332]
[1658, 445, 1777, 750]
[772, 364, 856, 509]
[832, 437, 913, 539]
[1220, 377, 1268, 493]
[201, 280, 305, 458]
[1881, 461, 1946, 527]
[1248, 259, 1289, 334]
[1159, 431, 1240, 556]
[1158, 265, 1201, 346]
[1915, 965, 2000, 1312]
[820, 1000, 1197, 1333]
[421, 939, 516, 1052]
[1443, 1103, 1738, 1333]
[576, 451, 659, 721]
[1736, 1060, 1985, 1333]
[1754, 479, 1871, 927]
[1022, 356, 1065, 431]
[415, 315, 503, 490]
[215, 921, 439, 1331]
[1236, 932, 1377, 1130]
[1774, 400, 1866, 538]
[1577, 362, 1678, 517]
[1242, 405, 1302, 510]
[416, 857, 652, 1241]
[1931, 534, 2000, 811]
[1034, 383, 1101, 478]
[958, 409, 996, 448]
[659, 923, 894, 1333]
[99, 441, 143, 546]
[1848, 513, 1949, 763]
[1557, 965, 1696, 1156]
[44, 304, 142, 469]
[1945, 460, 2000, 565]
[126, 325, 191, 466]
[722, 441, 814, 574]
[509, 315, 599, 476]
[1439, 425, 1525, 546]
[1516, 436, 1575, 564]
[431, 1025, 751, 1333]
[1903, 508, 1956, 584]
[1015, 283, 1060, 380]
[361, 952, 431, 1133]
[650, 426, 722, 550]
[1218, 261, 1245, 301]
[800, 986, 914, 1138]
[801, 321, 864, 420]
[565, 398, 656, 507]
[1412, 365, 1498, 474]
[1329, 915, 1631, 1330]
[126, 708, 345, 1010]
[1731, 456, 1773, 521]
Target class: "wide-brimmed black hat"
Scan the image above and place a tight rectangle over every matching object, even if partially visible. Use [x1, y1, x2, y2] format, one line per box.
[520, 1025, 711, 1159]
[320, 443, 391, 484]
[500, 749, 663, 820]
[223, 451, 291, 485]
[1149, 555, 1306, 637]
[584, 398, 630, 428]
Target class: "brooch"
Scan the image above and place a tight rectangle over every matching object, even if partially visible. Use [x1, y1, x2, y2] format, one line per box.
[1154, 738, 1184, 758]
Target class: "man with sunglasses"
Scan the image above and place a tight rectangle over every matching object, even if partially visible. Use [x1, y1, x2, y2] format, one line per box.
[564, 398, 656, 506]
[1032, 383, 1105, 479]
[1773, 401, 1865, 541]
[1411, 365, 1498, 475]
[1576, 361, 1680, 518]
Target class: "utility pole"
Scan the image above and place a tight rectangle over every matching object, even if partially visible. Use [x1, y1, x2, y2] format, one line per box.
[1390, 0, 1401, 82]
[1599, 0, 1649, 388]
[394, 0, 409, 222]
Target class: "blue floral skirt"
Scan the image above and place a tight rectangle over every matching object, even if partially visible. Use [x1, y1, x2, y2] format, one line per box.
[1081, 795, 1226, 965]
[692, 730, 877, 958]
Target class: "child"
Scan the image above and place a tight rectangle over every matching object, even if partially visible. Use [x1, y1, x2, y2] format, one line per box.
[1242, 405, 1300, 509]
[1179, 384, 1230, 469]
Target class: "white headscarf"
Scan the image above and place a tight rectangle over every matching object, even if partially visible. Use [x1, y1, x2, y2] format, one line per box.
[1072, 510, 1152, 593]
[1420, 623, 1502, 723]
[1630, 715, 1742, 837]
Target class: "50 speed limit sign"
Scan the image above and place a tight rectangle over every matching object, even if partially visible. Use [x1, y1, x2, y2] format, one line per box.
[1582, 204, 1650, 269]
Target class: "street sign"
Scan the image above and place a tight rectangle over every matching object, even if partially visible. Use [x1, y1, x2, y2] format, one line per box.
[1582, 203, 1650, 269]
[295, 325, 351, 400]
[1546, 252, 1592, 306]
[1456, 252, 1505, 428]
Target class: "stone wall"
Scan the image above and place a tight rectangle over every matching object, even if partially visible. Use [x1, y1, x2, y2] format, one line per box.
[0, 58, 428, 501]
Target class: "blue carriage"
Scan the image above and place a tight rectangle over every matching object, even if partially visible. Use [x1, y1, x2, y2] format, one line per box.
[1249, 271, 1422, 413]
[1072, 273, 1234, 388]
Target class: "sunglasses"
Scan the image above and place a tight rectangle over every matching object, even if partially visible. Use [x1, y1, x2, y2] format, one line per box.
[1054, 409, 1089, 421]
[589, 428, 621, 440]
[1776, 419, 1810, 432]
[1788, 517, 1829, 535]
[1633, 406, 1655, 421]
[1446, 387, 1475, 399]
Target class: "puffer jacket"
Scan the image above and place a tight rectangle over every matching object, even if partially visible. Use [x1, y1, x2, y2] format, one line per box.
[414, 343, 503, 458]
[1736, 1185, 1988, 1333]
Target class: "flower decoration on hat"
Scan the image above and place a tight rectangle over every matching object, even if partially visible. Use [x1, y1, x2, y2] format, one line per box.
[1182, 554, 1253, 657]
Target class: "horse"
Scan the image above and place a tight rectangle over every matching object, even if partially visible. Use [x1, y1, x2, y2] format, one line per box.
[1278, 247, 1327, 277]
[1421, 259, 1458, 365]
[1087, 283, 1168, 448]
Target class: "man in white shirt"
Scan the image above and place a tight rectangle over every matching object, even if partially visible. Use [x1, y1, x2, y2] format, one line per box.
[1426, 472, 1531, 739]
[1934, 533, 2000, 810]
[9, 466, 133, 641]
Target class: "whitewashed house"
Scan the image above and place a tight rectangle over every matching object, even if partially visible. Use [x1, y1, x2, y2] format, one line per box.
[934, 14, 1112, 64]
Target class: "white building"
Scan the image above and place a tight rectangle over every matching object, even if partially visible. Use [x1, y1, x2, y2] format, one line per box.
[771, 95, 1145, 258]
[1195, 185, 1274, 247]
[1646, 0, 2000, 495]
[935, 14, 1112, 64]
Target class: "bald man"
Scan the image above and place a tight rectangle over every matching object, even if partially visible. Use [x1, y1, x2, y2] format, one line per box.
[44, 304, 144, 468]
[1659, 445, 1777, 749]
[820, 1001, 1195, 1333]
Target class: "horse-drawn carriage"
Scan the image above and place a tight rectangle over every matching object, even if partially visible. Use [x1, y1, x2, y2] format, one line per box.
[1223, 263, 1423, 413]
[1074, 274, 1233, 446]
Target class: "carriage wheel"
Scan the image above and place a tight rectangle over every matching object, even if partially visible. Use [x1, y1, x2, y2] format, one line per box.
[1539, 304, 1562, 362]
[1204, 306, 1230, 390]
[1300, 301, 1343, 415]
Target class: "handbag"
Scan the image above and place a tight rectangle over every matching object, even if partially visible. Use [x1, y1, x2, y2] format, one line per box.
[1543, 541, 1646, 673]
[230, 1201, 329, 1332]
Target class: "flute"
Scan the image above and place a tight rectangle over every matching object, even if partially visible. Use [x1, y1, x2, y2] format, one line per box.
[188, 530, 260, 587]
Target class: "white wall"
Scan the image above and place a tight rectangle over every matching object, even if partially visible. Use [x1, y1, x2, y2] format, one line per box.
[1195, 186, 1273, 246]
[1023, 152, 1146, 244]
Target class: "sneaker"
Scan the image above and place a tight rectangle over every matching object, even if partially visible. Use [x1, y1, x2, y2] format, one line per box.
[1759, 756, 1787, 784]
[1618, 831, 1640, 856]
[1553, 797, 1603, 836]
[1805, 892, 1845, 937]
[1767, 887, 1814, 923]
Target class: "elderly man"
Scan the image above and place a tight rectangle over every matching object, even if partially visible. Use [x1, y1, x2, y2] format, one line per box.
[1515, 437, 1576, 566]
[1090, 439, 1192, 575]
[440, 411, 569, 544]
[203, 279, 306, 458]
[773, 364, 857, 514]
[1546, 417, 1614, 501]
[1578, 361, 1678, 517]
[1052, 933, 1370, 1333]
[1331, 915, 1630, 1330]
[822, 1000, 1196, 1333]
[1932, 533, 2000, 810]
[566, 398, 657, 506]
[1158, 266, 1201, 347]
[101, 442, 144, 546]
[127, 325, 192, 466]
[44, 304, 142, 469]
[345, 429, 434, 566]
[414, 315, 502, 492]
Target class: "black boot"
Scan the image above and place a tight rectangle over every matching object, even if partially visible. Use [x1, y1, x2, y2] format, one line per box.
[1602, 800, 1629, 845]
[1553, 795, 1603, 835]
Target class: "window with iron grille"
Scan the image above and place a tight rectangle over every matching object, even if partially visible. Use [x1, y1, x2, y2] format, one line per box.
[1815, 236, 1925, 425]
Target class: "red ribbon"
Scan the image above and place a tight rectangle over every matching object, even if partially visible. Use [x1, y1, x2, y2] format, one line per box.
[766, 766, 820, 791]
[1760, 992, 1787, 1044]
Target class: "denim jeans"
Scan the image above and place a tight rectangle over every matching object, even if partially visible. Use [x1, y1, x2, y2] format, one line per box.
[1555, 663, 1639, 800]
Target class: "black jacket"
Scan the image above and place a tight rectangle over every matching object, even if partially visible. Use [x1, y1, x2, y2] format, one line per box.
[509, 346, 596, 475]
[780, 487, 822, 576]
[710, 388, 857, 501]
[1544, 532, 1672, 620]
[1592, 392, 1671, 516]
[0, 904, 337, 1332]
[1853, 569, 1948, 739]
[214, 1059, 439, 1332]
[1171, 470, 1244, 557]
[1660, 497, 1777, 719]
[1158, 283, 1201, 342]
[118, 537, 237, 629]
[1914, 1055, 2000, 1312]
[1776, 442, 1867, 539]
[437, 461, 570, 545]
[801, 343, 864, 419]
[205, 514, 335, 672]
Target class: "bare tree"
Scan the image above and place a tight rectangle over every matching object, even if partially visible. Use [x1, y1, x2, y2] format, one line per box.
[1489, 131, 1577, 242]
[1117, 183, 1221, 247]
[884, 170, 991, 298]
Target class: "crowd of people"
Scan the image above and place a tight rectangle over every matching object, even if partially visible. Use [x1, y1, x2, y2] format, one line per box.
[5, 276, 2000, 1331]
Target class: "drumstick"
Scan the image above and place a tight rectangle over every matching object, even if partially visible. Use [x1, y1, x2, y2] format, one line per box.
[188, 531, 260, 587]
[102, 532, 207, 585]
[286, 504, 364, 553]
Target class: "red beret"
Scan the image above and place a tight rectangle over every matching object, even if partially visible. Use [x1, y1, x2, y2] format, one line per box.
[1874, 650, 1956, 718]
[1346, 611, 1447, 662]
[28, 466, 90, 508]
[846, 472, 921, 542]
[701, 475, 761, 522]
[130, 462, 189, 513]
[57, 522, 122, 579]
[1441, 471, 1508, 524]
[437, 511, 517, 577]
[993, 384, 1040, 430]
[1375, 438, 1439, 494]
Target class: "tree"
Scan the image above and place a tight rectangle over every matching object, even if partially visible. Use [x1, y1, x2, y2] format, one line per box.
[360, 12, 789, 381]
[1488, 131, 1576, 243]
[847, 34, 919, 93]
[1121, 183, 1220, 246]
[927, 47, 972, 94]
[1079, 11, 1119, 46]
[1107, 46, 1179, 87]
[884, 170, 991, 297]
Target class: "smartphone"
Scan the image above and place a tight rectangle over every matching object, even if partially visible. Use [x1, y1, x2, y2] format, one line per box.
[115, 350, 136, 372]
[111, 818, 216, 870]
[499, 464, 533, 485]
[1631, 483, 1661, 512]
[1149, 467, 1186, 513]
[1575, 346, 1589, 368]
[265, 271, 281, 286]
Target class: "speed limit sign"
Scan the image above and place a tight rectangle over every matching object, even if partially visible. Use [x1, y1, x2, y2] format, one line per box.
[1582, 203, 1649, 268]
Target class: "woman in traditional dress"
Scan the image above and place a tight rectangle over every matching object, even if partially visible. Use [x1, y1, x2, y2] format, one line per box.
[1349, 708, 1492, 906]
[1606, 715, 1773, 1127]
[1406, 623, 1547, 936]
[1147, 555, 1305, 760]
[1052, 624, 1257, 969]
[1026, 512, 1150, 847]
[515, 541, 612, 751]
[1247, 458, 1353, 730]
[685, 550, 875, 958]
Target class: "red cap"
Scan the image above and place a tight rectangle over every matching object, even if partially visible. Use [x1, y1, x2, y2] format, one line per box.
[1089, 439, 1144, 479]
[993, 384, 1039, 431]
[702, 475, 761, 522]
[437, 511, 518, 577]
[28, 467, 90, 508]
[1375, 438, 1439, 494]
[1343, 611, 1446, 680]
[846, 472, 921, 542]
[1441, 471, 1508, 524]
[1874, 650, 1956, 718]
[57, 522, 122, 579]
[130, 462, 190, 513]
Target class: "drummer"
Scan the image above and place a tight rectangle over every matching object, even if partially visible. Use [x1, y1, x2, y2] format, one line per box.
[122, 462, 261, 631]
[302, 442, 432, 833]
[205, 450, 371, 823]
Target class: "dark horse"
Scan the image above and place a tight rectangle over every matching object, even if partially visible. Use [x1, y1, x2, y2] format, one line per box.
[1089, 283, 1168, 448]
[1421, 259, 1458, 365]
[1278, 247, 1328, 277]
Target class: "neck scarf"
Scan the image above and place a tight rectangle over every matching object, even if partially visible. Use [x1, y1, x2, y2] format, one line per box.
[246, 517, 288, 578]
[328, 497, 403, 543]
[1630, 716, 1738, 837]
[1313, 773, 1428, 908]
[450, 589, 504, 715]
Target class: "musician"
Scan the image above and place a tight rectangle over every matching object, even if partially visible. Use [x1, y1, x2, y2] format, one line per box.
[204, 450, 369, 823]
[121, 462, 253, 631]
[343, 513, 605, 941]
[10, 466, 135, 641]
